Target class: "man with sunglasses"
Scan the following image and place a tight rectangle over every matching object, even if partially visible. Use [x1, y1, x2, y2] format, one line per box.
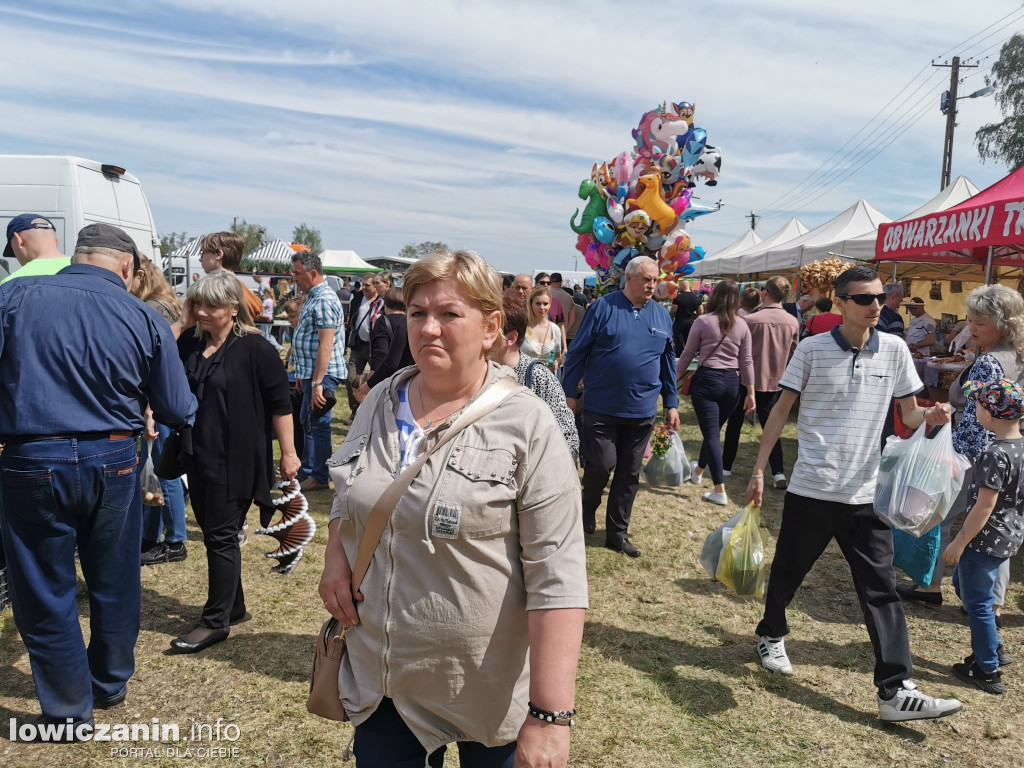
[2, 214, 70, 283]
[744, 266, 963, 723]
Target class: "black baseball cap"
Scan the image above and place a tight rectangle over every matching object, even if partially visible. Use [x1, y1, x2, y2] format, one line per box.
[4, 214, 56, 261]
[76, 223, 141, 272]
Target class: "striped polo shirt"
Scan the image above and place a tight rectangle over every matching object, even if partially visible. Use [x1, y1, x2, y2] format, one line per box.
[779, 326, 922, 504]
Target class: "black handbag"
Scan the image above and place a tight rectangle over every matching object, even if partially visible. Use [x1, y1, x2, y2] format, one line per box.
[153, 426, 194, 480]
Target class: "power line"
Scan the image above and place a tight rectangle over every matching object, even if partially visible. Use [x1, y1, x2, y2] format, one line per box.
[756, 8, 1024, 216]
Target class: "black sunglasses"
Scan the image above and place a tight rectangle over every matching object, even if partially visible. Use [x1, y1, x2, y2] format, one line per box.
[536, 280, 550, 286]
[837, 293, 887, 306]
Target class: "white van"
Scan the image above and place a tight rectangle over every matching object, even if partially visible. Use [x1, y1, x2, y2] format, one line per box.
[0, 155, 160, 279]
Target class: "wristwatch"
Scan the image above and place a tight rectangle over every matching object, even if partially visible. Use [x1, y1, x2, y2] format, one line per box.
[312, 380, 323, 388]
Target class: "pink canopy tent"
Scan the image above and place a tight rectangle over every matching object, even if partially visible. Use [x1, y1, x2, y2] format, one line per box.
[873, 166, 1024, 281]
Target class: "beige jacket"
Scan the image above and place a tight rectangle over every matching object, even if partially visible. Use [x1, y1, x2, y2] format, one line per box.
[327, 361, 588, 754]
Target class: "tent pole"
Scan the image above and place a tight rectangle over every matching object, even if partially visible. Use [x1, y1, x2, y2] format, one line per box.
[985, 246, 994, 285]
[891, 262, 897, 282]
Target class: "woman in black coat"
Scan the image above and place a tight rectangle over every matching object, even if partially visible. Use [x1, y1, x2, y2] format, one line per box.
[170, 271, 300, 654]
[354, 287, 414, 402]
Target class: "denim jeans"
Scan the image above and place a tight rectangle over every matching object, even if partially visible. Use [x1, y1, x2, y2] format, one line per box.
[689, 367, 741, 485]
[141, 423, 187, 545]
[299, 375, 340, 484]
[0, 436, 141, 726]
[354, 697, 516, 768]
[953, 547, 1004, 673]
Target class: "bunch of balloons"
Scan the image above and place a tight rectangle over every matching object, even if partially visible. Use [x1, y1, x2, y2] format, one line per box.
[570, 101, 722, 292]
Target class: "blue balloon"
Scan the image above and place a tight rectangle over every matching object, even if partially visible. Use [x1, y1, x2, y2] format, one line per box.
[690, 246, 706, 262]
[681, 126, 708, 168]
[645, 233, 667, 251]
[680, 263, 696, 275]
[679, 203, 717, 222]
[592, 216, 615, 244]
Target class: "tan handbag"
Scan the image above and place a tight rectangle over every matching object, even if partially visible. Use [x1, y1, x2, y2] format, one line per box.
[306, 376, 519, 721]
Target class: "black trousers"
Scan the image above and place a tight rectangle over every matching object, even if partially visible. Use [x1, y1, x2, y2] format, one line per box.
[756, 492, 913, 689]
[580, 411, 655, 542]
[187, 474, 250, 630]
[345, 338, 372, 413]
[722, 389, 784, 475]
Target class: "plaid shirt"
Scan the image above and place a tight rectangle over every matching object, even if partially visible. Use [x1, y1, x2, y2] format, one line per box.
[292, 282, 347, 380]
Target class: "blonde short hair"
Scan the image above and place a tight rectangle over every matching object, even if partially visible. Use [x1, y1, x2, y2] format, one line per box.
[186, 270, 258, 338]
[966, 284, 1024, 360]
[402, 249, 504, 350]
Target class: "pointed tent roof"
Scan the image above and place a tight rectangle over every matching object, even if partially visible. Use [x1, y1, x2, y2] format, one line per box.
[897, 175, 980, 222]
[689, 229, 762, 277]
[320, 249, 381, 274]
[713, 218, 809, 275]
[248, 239, 298, 264]
[742, 200, 890, 274]
[168, 236, 202, 261]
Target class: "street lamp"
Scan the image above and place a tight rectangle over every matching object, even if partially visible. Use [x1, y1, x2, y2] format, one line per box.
[938, 60, 996, 190]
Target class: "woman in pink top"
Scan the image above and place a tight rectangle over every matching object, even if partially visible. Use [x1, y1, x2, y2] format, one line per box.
[676, 281, 755, 505]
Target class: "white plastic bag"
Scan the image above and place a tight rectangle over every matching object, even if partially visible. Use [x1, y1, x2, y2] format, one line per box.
[141, 441, 165, 507]
[642, 432, 690, 486]
[874, 424, 969, 537]
[700, 508, 746, 578]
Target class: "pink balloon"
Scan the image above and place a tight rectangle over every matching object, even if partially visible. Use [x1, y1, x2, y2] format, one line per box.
[669, 189, 692, 215]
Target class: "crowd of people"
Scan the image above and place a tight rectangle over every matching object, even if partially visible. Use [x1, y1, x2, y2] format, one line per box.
[1, 215, 1022, 763]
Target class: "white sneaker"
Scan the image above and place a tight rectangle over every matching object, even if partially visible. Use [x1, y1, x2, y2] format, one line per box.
[877, 681, 962, 722]
[690, 461, 703, 485]
[756, 635, 793, 676]
[703, 490, 729, 506]
[722, 469, 731, 477]
[773, 473, 788, 489]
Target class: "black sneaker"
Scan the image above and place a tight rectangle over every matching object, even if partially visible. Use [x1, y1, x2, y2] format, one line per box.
[966, 644, 1013, 668]
[141, 538, 158, 555]
[952, 658, 1005, 694]
[141, 542, 169, 566]
[165, 542, 187, 563]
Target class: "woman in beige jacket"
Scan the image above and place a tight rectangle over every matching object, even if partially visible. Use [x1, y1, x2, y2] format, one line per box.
[319, 249, 587, 768]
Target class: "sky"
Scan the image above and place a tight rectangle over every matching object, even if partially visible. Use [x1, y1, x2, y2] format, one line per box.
[1, 0, 1022, 275]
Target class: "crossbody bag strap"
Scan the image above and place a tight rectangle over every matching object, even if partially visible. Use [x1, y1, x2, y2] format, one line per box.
[678, 329, 729, 382]
[350, 376, 519, 593]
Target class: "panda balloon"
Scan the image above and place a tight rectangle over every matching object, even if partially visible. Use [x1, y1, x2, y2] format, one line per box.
[688, 145, 722, 187]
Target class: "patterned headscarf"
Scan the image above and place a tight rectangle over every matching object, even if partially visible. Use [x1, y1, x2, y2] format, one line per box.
[963, 379, 1024, 420]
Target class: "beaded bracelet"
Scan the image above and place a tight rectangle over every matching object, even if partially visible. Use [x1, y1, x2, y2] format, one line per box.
[527, 701, 576, 727]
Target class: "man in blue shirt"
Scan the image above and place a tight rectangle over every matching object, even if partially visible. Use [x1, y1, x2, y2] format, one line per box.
[0, 223, 196, 738]
[562, 256, 679, 557]
[291, 251, 347, 491]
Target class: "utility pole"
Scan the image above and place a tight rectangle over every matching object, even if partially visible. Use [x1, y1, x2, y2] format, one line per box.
[747, 210, 760, 231]
[934, 55, 978, 190]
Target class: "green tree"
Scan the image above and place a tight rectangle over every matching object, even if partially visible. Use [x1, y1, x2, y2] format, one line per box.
[231, 216, 269, 257]
[975, 33, 1024, 171]
[292, 222, 323, 253]
[159, 231, 191, 255]
[398, 241, 449, 259]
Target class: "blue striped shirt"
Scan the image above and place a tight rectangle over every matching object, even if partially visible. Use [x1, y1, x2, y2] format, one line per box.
[292, 282, 347, 380]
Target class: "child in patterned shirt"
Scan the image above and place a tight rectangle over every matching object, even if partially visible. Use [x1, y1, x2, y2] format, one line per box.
[942, 379, 1024, 694]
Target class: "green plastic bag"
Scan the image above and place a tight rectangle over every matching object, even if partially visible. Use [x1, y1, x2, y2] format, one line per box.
[714, 504, 765, 599]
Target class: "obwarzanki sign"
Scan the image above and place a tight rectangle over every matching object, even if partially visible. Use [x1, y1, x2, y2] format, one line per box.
[877, 201, 1024, 258]
[875, 166, 1024, 264]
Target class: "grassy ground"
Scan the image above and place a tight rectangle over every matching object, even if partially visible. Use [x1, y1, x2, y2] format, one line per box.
[1, 399, 1022, 767]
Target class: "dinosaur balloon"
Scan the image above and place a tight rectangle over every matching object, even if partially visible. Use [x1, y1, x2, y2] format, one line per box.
[570, 180, 609, 235]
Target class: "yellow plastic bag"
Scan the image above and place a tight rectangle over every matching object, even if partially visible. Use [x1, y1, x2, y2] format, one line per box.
[714, 504, 765, 599]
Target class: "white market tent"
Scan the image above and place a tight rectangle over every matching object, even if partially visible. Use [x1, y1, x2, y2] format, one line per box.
[708, 218, 809, 276]
[746, 200, 892, 274]
[168, 236, 202, 261]
[689, 228, 762, 278]
[320, 249, 381, 274]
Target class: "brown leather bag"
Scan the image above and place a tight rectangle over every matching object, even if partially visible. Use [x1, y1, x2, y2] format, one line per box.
[677, 332, 728, 397]
[305, 377, 519, 721]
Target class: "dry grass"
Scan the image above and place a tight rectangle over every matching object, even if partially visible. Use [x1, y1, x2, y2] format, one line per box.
[1, 400, 1022, 767]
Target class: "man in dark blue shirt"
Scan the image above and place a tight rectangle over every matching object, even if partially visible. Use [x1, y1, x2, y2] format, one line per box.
[562, 256, 679, 558]
[0, 223, 196, 738]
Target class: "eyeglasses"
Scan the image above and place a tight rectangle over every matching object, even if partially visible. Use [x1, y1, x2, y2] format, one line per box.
[837, 293, 887, 306]
[537, 280, 550, 286]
